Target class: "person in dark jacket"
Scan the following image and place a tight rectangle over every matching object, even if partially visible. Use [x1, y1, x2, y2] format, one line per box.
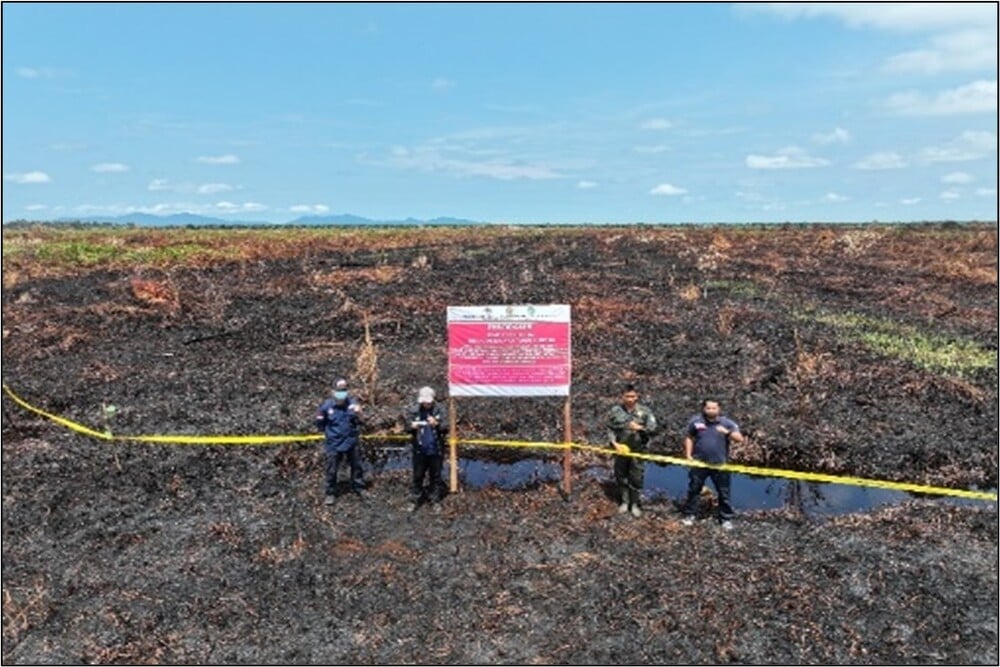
[316, 382, 365, 505]
[606, 384, 658, 517]
[404, 386, 448, 512]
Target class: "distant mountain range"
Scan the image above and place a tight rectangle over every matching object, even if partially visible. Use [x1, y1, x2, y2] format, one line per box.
[33, 212, 486, 227]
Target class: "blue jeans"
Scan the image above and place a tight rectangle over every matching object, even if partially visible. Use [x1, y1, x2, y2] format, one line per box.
[325, 446, 364, 495]
[683, 466, 733, 521]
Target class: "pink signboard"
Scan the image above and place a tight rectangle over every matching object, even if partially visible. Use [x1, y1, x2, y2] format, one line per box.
[447, 305, 571, 397]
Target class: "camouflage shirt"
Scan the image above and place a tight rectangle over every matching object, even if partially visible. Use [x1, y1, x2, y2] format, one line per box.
[606, 403, 658, 452]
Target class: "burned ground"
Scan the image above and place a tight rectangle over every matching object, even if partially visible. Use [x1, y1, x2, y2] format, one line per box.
[2, 223, 998, 664]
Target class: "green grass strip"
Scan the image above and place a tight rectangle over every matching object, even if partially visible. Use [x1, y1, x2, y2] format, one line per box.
[812, 310, 996, 377]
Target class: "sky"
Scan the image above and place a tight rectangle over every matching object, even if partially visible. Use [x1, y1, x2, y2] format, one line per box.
[2, 2, 997, 224]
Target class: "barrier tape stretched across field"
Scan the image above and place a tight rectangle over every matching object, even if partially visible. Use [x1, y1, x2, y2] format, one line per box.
[3, 384, 996, 502]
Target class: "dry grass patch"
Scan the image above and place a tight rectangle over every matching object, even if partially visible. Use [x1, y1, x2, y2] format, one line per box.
[678, 283, 701, 302]
[2, 579, 50, 643]
[354, 311, 380, 406]
[716, 306, 738, 336]
[838, 228, 887, 257]
[258, 534, 307, 565]
[309, 265, 403, 288]
[926, 259, 997, 286]
[129, 277, 180, 313]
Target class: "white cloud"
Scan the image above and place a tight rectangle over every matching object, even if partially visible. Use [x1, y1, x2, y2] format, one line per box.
[431, 77, 455, 91]
[384, 145, 562, 180]
[49, 142, 88, 152]
[290, 204, 330, 214]
[74, 204, 117, 214]
[822, 192, 849, 203]
[649, 183, 687, 196]
[197, 183, 234, 194]
[746, 146, 830, 169]
[641, 118, 672, 130]
[976, 188, 997, 197]
[17, 66, 58, 79]
[900, 197, 922, 205]
[195, 154, 240, 164]
[952, 130, 996, 152]
[753, 4, 996, 33]
[884, 29, 998, 74]
[735, 190, 765, 202]
[148, 179, 240, 195]
[882, 80, 997, 116]
[812, 127, 850, 144]
[921, 148, 975, 166]
[4, 171, 51, 184]
[919, 131, 997, 163]
[63, 201, 272, 218]
[577, 181, 598, 189]
[634, 144, 671, 154]
[681, 126, 745, 138]
[25, 204, 49, 211]
[215, 201, 266, 213]
[942, 172, 974, 184]
[483, 103, 539, 114]
[69, 202, 171, 216]
[430, 125, 540, 143]
[853, 152, 908, 170]
[940, 190, 961, 200]
[91, 162, 129, 173]
[459, 161, 560, 180]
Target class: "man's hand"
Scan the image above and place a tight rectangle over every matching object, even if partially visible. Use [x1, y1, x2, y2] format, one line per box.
[349, 403, 361, 414]
[427, 416, 438, 427]
[612, 442, 630, 454]
[628, 420, 644, 432]
[715, 425, 730, 435]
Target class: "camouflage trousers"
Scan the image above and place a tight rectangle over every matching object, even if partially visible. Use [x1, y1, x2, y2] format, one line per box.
[613, 453, 645, 506]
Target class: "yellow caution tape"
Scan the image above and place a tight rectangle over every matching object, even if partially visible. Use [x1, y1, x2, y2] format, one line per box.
[456, 437, 567, 451]
[3, 384, 114, 441]
[3, 384, 996, 501]
[568, 443, 998, 501]
[1, 384, 406, 447]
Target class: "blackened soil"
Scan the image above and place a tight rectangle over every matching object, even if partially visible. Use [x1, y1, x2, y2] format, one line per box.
[2, 224, 997, 663]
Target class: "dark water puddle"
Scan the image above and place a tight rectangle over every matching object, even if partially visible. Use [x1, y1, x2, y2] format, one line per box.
[635, 464, 995, 516]
[368, 450, 996, 516]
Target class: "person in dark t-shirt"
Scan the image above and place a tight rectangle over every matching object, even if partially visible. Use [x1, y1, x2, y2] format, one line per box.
[680, 399, 743, 530]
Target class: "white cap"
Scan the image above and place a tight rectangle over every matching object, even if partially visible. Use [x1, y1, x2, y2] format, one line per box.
[417, 386, 435, 403]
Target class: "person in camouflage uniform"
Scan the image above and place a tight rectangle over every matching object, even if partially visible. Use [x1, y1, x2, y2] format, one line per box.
[606, 384, 658, 517]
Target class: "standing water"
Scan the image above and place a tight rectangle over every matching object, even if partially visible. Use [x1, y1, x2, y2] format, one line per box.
[367, 449, 995, 516]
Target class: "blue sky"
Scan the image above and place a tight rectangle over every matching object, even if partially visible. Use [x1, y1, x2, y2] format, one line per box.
[2, 2, 997, 224]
